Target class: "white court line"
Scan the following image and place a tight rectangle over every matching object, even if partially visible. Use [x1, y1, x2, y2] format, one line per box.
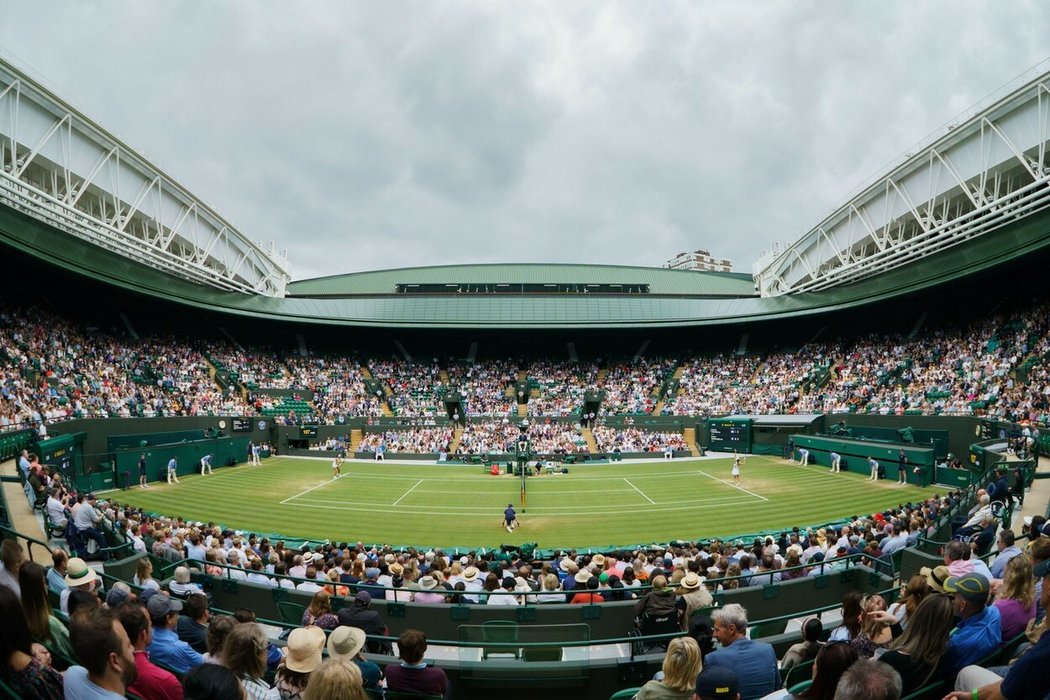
[286, 496, 759, 517]
[623, 478, 656, 504]
[279, 479, 337, 505]
[697, 470, 768, 501]
[391, 479, 424, 506]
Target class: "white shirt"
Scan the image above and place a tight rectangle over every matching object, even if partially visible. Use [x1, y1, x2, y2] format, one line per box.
[73, 504, 101, 531]
[486, 592, 520, 606]
[46, 496, 67, 526]
[297, 581, 322, 593]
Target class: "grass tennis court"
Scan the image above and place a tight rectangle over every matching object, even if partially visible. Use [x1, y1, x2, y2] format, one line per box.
[112, 455, 940, 548]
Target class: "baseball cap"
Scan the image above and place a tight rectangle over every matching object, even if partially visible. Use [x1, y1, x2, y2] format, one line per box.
[695, 666, 739, 699]
[146, 593, 183, 618]
[944, 572, 990, 603]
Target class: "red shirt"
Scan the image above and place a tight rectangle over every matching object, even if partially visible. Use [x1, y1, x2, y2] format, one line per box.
[570, 592, 603, 604]
[128, 650, 183, 700]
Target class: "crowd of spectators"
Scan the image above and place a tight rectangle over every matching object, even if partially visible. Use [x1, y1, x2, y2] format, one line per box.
[357, 427, 454, 455]
[592, 425, 686, 452]
[285, 355, 384, 421]
[208, 348, 292, 389]
[4, 470, 1047, 700]
[6, 300, 1050, 437]
[369, 358, 444, 417]
[445, 359, 517, 416]
[526, 360, 600, 416]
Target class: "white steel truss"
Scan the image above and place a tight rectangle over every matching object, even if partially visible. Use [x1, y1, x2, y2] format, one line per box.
[0, 57, 290, 297]
[755, 62, 1050, 297]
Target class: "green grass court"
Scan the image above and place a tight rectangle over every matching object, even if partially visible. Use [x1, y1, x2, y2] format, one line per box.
[112, 456, 940, 548]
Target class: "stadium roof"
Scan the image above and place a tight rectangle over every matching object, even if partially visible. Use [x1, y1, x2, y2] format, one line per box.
[287, 264, 757, 297]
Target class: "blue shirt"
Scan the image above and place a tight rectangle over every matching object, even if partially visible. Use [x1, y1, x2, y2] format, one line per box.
[167, 458, 177, 471]
[705, 637, 781, 700]
[989, 546, 1022, 579]
[63, 665, 124, 699]
[945, 605, 1001, 675]
[47, 567, 69, 596]
[147, 626, 203, 675]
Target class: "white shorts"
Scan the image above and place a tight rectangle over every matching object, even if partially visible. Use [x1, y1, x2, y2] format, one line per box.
[731, 467, 740, 476]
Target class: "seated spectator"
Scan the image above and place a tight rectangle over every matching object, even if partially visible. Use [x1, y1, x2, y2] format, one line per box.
[0, 585, 63, 698]
[335, 591, 390, 655]
[384, 629, 448, 698]
[301, 591, 339, 630]
[177, 592, 212, 655]
[18, 561, 75, 663]
[694, 666, 739, 700]
[850, 595, 894, 659]
[182, 663, 243, 700]
[942, 572, 1001, 677]
[677, 572, 714, 623]
[201, 615, 237, 665]
[704, 604, 780, 700]
[62, 557, 101, 616]
[146, 593, 204, 675]
[66, 606, 136, 699]
[879, 593, 955, 697]
[779, 617, 822, 674]
[224, 622, 279, 699]
[412, 575, 447, 604]
[274, 626, 325, 700]
[947, 567, 1050, 700]
[326, 626, 382, 694]
[885, 575, 930, 630]
[46, 548, 69, 597]
[784, 640, 858, 700]
[117, 601, 183, 700]
[570, 576, 602, 604]
[169, 567, 202, 598]
[635, 635, 702, 699]
[303, 658, 368, 700]
[992, 555, 1037, 641]
[635, 575, 678, 625]
[0, 539, 23, 599]
[832, 658, 901, 700]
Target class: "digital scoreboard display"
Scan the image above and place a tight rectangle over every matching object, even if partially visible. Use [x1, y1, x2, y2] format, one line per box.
[708, 418, 752, 452]
[231, 418, 253, 433]
[299, 425, 318, 438]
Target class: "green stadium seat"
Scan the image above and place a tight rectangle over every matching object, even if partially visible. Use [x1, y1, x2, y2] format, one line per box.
[608, 689, 642, 700]
[782, 658, 815, 689]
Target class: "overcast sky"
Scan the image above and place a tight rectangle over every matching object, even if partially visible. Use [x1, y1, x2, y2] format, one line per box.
[1, 2, 1047, 281]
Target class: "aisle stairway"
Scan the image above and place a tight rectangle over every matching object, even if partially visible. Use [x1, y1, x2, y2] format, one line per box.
[350, 429, 363, 453]
[582, 427, 598, 453]
[683, 427, 700, 457]
[448, 427, 464, 453]
[1, 461, 46, 545]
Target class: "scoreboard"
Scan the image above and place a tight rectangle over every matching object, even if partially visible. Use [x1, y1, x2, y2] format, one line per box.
[708, 418, 752, 452]
[231, 418, 253, 433]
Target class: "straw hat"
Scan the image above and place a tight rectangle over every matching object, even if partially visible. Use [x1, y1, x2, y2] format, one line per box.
[326, 626, 367, 661]
[514, 576, 532, 593]
[574, 569, 592, 584]
[389, 563, 404, 577]
[461, 566, 480, 582]
[920, 565, 951, 595]
[679, 572, 704, 590]
[284, 626, 325, 673]
[65, 558, 98, 587]
[591, 554, 606, 567]
[418, 575, 439, 591]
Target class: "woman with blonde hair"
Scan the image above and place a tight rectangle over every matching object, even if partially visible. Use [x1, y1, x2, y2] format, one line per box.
[323, 568, 349, 598]
[536, 573, 564, 604]
[301, 590, 339, 630]
[635, 636, 702, 699]
[849, 594, 894, 658]
[886, 575, 929, 629]
[303, 659, 367, 700]
[993, 554, 1037, 640]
